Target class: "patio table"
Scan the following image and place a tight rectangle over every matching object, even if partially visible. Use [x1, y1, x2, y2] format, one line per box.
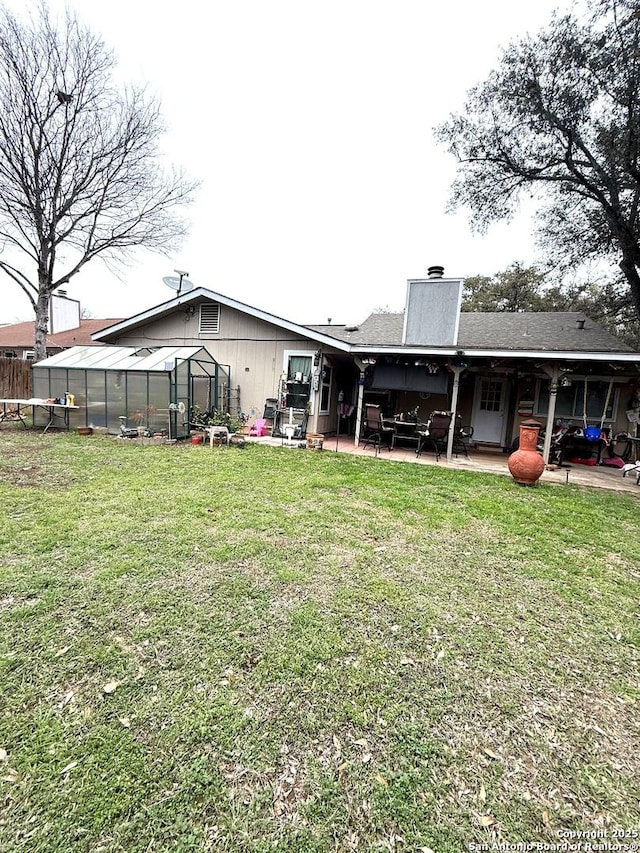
[205, 425, 230, 448]
[39, 401, 80, 433]
[385, 419, 427, 447]
[0, 398, 79, 432]
[0, 398, 30, 426]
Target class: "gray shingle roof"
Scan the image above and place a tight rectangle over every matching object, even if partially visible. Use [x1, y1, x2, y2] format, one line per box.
[307, 312, 633, 353]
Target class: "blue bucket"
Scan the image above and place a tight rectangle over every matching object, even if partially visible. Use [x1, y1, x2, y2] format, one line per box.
[584, 426, 601, 442]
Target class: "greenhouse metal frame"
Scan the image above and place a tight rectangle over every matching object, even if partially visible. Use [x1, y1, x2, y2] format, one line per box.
[32, 345, 230, 437]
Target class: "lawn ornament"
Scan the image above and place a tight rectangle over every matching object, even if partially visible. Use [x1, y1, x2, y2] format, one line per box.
[508, 419, 545, 486]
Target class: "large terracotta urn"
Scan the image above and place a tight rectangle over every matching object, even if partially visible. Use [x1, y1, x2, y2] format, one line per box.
[508, 419, 545, 486]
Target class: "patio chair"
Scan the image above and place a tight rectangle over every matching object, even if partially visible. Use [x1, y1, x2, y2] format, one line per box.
[361, 404, 395, 455]
[622, 460, 640, 485]
[249, 418, 268, 436]
[451, 416, 474, 458]
[416, 411, 452, 461]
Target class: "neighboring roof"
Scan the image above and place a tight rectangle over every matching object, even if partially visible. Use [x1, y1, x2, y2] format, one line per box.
[33, 345, 216, 372]
[0, 319, 123, 349]
[309, 312, 634, 354]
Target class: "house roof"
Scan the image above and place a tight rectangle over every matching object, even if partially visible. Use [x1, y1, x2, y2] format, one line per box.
[91, 286, 638, 363]
[0, 318, 123, 349]
[308, 312, 635, 355]
[92, 288, 353, 352]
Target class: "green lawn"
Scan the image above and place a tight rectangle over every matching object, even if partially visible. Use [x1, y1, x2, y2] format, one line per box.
[0, 431, 638, 852]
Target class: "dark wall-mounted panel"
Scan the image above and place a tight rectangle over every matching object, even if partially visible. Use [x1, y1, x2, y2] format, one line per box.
[370, 363, 449, 393]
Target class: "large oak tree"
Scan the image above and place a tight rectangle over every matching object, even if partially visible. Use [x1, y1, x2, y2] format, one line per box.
[0, 2, 198, 360]
[436, 0, 640, 322]
[461, 262, 549, 312]
[462, 262, 640, 347]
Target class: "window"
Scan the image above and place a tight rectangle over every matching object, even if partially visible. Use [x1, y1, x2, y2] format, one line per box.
[24, 350, 35, 360]
[199, 303, 220, 334]
[320, 365, 332, 413]
[479, 378, 503, 412]
[535, 378, 616, 421]
[282, 352, 312, 410]
[287, 355, 312, 383]
[2, 350, 17, 359]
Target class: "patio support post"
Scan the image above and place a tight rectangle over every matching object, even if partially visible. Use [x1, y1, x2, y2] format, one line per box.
[541, 364, 560, 464]
[446, 364, 463, 462]
[354, 358, 365, 447]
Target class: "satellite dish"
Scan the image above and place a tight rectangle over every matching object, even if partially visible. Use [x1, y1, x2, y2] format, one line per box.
[162, 275, 194, 295]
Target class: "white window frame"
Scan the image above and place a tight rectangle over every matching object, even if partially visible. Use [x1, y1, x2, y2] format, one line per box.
[320, 363, 333, 414]
[534, 376, 619, 423]
[282, 350, 314, 414]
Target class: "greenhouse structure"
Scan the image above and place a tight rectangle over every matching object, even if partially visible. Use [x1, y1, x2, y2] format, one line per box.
[32, 345, 231, 437]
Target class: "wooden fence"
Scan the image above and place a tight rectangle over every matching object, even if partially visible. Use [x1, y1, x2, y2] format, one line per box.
[0, 357, 32, 399]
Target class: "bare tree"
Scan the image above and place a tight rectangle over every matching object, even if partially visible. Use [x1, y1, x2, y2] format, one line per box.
[435, 0, 640, 322]
[0, 2, 198, 360]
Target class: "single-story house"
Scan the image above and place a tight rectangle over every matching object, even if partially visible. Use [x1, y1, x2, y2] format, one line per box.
[31, 267, 640, 461]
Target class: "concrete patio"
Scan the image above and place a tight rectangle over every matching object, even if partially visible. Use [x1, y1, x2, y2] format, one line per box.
[256, 433, 640, 496]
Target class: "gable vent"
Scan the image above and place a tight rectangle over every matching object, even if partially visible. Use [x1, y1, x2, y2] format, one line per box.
[199, 303, 220, 334]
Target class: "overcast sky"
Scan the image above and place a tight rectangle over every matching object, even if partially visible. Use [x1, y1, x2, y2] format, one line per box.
[1, 0, 574, 326]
